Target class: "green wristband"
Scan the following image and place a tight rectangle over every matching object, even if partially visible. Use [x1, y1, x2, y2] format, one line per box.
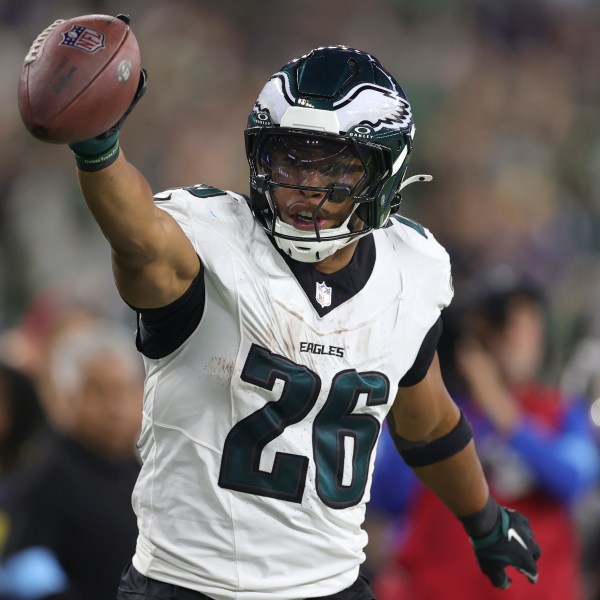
[471, 507, 509, 549]
[69, 130, 120, 172]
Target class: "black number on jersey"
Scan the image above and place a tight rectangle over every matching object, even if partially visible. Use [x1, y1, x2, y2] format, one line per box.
[218, 344, 389, 508]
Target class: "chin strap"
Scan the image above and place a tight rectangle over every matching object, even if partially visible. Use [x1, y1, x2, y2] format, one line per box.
[274, 211, 359, 263]
[400, 173, 433, 191]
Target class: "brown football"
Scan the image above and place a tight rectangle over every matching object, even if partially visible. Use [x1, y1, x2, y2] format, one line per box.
[18, 14, 141, 143]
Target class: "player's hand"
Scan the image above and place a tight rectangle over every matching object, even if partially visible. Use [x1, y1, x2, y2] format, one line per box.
[471, 507, 541, 589]
[97, 14, 148, 136]
[68, 15, 147, 169]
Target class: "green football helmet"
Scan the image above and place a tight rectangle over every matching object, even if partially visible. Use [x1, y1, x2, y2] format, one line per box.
[245, 45, 423, 263]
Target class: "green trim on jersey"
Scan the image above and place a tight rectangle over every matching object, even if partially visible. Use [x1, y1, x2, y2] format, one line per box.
[392, 214, 428, 238]
[185, 184, 226, 198]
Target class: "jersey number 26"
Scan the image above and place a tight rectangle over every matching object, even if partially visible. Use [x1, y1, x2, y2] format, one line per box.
[218, 344, 390, 508]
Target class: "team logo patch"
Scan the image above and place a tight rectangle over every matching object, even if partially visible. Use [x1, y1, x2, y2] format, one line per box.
[316, 281, 332, 308]
[60, 25, 106, 53]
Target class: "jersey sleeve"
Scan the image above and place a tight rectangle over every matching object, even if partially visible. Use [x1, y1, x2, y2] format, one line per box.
[388, 216, 454, 385]
[152, 185, 246, 255]
[123, 187, 220, 359]
[411, 231, 453, 318]
[389, 215, 453, 316]
[153, 187, 197, 247]
[399, 316, 443, 387]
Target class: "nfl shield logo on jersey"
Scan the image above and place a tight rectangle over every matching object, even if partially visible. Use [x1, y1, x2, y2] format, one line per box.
[60, 25, 106, 53]
[315, 282, 332, 308]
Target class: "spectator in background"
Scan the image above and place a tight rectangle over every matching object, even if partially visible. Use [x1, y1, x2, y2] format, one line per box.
[366, 266, 600, 600]
[0, 321, 143, 600]
[0, 293, 104, 432]
[559, 276, 600, 600]
[0, 362, 45, 481]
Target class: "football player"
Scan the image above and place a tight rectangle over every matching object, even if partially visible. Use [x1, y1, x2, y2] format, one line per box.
[29, 18, 541, 600]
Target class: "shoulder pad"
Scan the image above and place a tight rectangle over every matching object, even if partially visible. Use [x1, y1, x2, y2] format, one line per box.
[153, 185, 227, 202]
[184, 184, 227, 198]
[389, 214, 427, 238]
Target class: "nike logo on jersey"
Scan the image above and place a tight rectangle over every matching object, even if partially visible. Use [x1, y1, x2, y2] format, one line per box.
[299, 342, 344, 357]
[507, 527, 528, 550]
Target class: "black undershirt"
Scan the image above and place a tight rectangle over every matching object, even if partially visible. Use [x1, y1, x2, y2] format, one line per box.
[273, 234, 376, 317]
[128, 263, 205, 360]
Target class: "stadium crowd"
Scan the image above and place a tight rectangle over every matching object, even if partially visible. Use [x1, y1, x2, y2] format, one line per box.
[0, 0, 599, 598]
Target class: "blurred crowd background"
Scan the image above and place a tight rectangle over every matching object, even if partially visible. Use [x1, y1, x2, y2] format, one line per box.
[1, 0, 600, 381]
[0, 0, 599, 598]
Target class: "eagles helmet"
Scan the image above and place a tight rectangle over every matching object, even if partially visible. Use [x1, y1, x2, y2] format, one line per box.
[245, 45, 427, 263]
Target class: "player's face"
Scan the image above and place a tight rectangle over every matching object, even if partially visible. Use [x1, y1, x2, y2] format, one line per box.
[268, 139, 365, 231]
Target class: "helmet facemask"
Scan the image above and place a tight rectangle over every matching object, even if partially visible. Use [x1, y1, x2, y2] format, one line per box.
[245, 46, 418, 263]
[246, 128, 393, 262]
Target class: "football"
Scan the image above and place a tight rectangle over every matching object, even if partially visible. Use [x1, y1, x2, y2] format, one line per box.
[18, 14, 141, 143]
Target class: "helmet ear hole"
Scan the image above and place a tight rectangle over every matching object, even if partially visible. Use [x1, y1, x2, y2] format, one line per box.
[390, 193, 402, 216]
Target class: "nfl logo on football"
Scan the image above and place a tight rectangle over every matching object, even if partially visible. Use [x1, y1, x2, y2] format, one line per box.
[315, 282, 332, 308]
[60, 25, 106, 53]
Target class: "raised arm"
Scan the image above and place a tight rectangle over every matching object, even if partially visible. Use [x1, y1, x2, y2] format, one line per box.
[20, 15, 200, 310]
[75, 151, 200, 309]
[388, 353, 541, 589]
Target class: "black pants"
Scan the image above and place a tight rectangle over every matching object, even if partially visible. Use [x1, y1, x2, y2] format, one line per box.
[117, 563, 375, 600]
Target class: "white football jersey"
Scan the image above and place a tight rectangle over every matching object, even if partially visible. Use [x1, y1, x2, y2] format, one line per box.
[131, 186, 453, 600]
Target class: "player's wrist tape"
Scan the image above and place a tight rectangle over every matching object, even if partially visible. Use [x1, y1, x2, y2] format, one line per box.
[459, 495, 501, 539]
[391, 410, 473, 467]
[69, 130, 120, 172]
